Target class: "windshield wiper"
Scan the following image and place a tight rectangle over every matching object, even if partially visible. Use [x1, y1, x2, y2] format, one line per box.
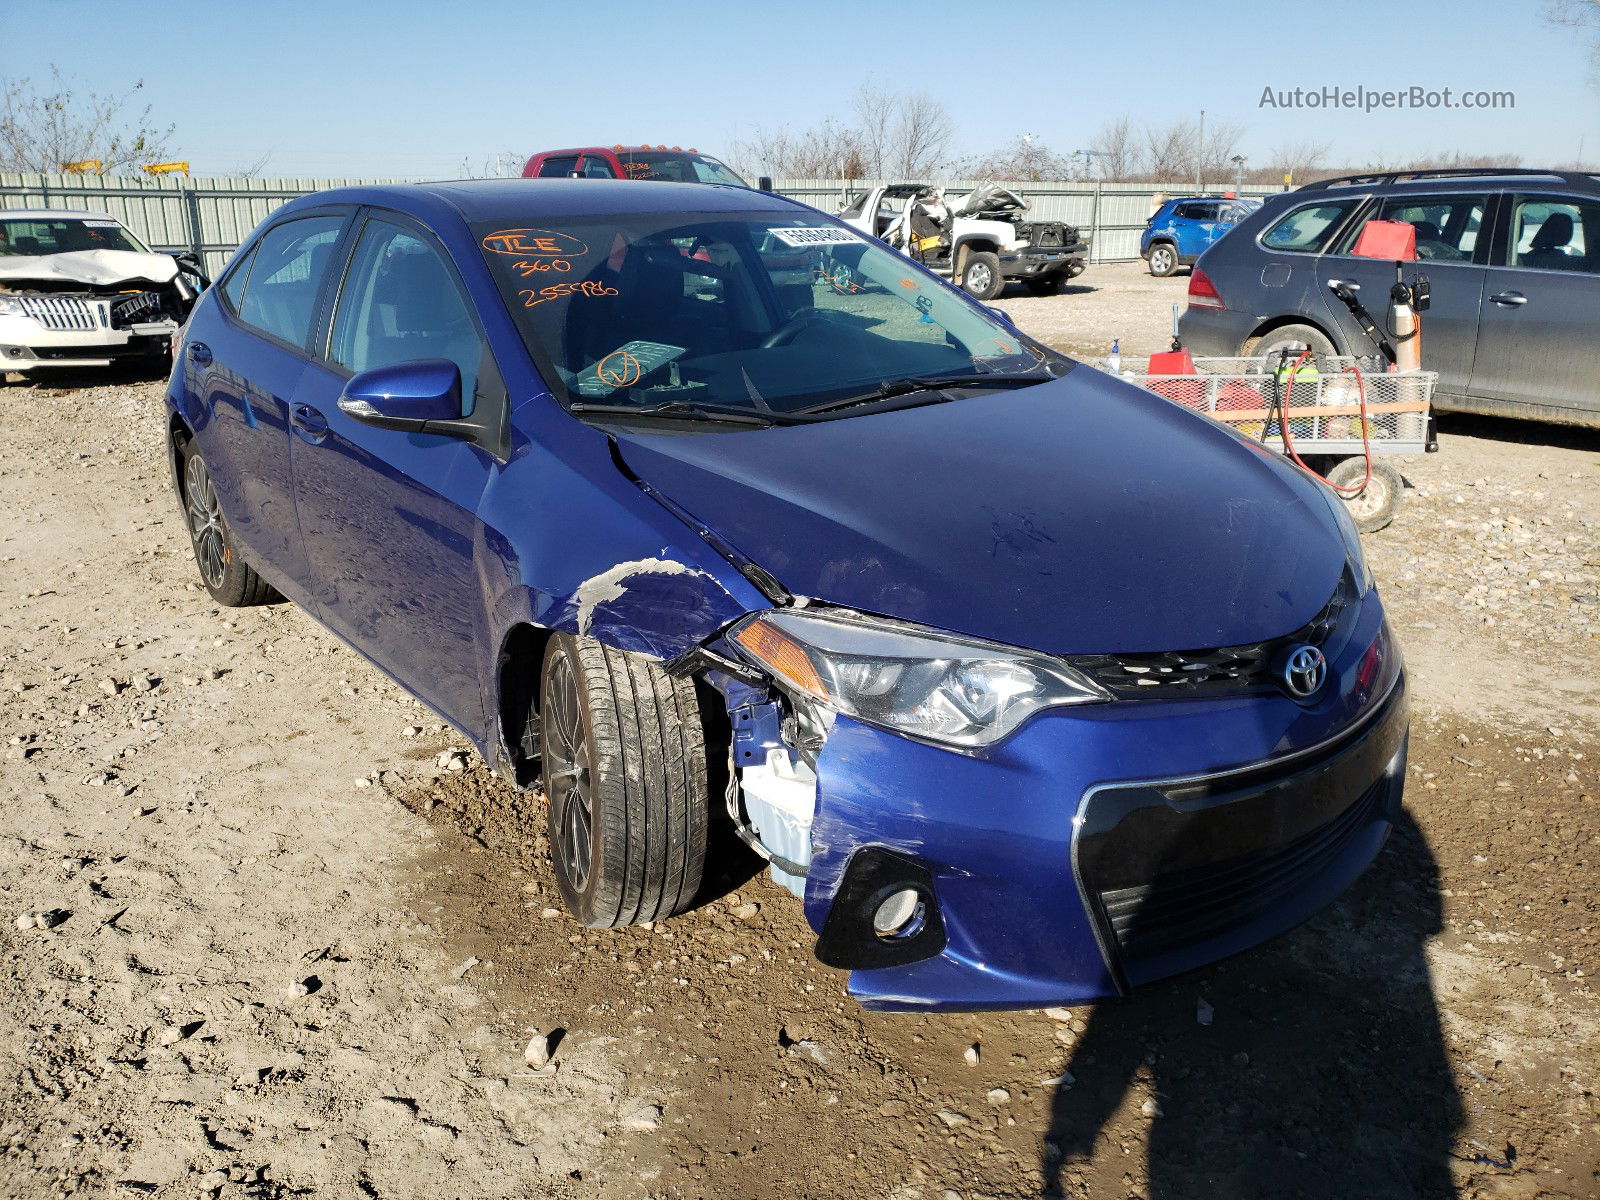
[568, 400, 792, 427]
[795, 371, 1050, 418]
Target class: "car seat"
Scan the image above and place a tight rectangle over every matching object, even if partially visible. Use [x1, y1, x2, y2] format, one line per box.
[1522, 212, 1576, 271]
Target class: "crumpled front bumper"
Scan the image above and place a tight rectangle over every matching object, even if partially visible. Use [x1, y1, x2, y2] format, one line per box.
[799, 597, 1406, 1012]
[999, 243, 1089, 278]
[1, 314, 177, 372]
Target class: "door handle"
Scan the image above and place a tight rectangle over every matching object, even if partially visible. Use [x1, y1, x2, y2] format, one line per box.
[290, 403, 329, 441]
[1490, 291, 1527, 307]
[187, 341, 212, 364]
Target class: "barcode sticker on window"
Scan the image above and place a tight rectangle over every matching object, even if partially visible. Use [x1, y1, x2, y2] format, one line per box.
[767, 227, 862, 248]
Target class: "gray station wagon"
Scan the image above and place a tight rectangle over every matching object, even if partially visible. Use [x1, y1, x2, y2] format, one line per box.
[1178, 169, 1600, 429]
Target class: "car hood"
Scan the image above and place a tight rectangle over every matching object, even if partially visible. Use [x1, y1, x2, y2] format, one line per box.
[611, 370, 1347, 655]
[0, 249, 179, 288]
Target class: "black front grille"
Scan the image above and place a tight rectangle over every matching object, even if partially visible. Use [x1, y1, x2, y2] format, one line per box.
[1068, 573, 1354, 699]
[1098, 776, 1384, 963]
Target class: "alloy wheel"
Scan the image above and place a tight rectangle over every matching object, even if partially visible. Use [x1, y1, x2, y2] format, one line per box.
[184, 454, 227, 589]
[967, 263, 993, 293]
[544, 653, 594, 893]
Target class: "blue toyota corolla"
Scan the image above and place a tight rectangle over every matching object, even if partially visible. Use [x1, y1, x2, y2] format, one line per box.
[165, 179, 1406, 1011]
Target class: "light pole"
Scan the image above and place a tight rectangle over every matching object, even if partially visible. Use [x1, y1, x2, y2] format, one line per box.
[1230, 154, 1246, 194]
[1196, 109, 1206, 190]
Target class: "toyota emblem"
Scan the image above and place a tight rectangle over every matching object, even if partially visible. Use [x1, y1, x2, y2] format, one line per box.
[1280, 644, 1327, 699]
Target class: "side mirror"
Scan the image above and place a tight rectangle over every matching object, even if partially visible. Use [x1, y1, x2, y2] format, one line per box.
[758, 175, 774, 192]
[338, 359, 463, 433]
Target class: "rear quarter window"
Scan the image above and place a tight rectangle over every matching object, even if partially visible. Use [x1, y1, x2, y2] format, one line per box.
[1260, 199, 1361, 253]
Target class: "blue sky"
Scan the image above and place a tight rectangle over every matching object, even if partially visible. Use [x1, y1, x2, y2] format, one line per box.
[11, 0, 1598, 177]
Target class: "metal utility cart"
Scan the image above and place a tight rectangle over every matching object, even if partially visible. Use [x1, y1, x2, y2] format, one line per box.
[1102, 353, 1437, 532]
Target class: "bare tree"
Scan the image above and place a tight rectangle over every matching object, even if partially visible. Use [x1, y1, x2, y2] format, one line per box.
[885, 92, 952, 178]
[1089, 117, 1140, 181]
[0, 68, 175, 174]
[732, 119, 869, 180]
[1547, 0, 1600, 84]
[732, 89, 951, 180]
[850, 84, 894, 177]
[1262, 139, 1331, 187]
[1142, 120, 1192, 182]
[961, 135, 1073, 181]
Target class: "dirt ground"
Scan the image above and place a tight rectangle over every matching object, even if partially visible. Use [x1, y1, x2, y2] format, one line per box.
[1, 269, 1597, 1200]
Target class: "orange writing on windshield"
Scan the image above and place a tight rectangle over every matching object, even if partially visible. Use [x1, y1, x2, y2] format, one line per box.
[518, 280, 620, 309]
[597, 350, 643, 388]
[483, 228, 590, 258]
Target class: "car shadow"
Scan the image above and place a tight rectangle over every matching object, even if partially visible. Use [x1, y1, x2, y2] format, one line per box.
[1437, 410, 1597, 453]
[1039, 808, 1462, 1198]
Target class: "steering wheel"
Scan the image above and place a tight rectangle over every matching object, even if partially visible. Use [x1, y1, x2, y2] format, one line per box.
[760, 311, 833, 349]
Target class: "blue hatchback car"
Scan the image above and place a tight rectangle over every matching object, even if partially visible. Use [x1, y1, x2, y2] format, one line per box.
[1141, 195, 1260, 277]
[165, 180, 1407, 1011]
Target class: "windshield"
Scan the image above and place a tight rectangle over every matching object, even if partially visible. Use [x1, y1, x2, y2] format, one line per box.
[0, 217, 148, 256]
[615, 153, 749, 187]
[476, 211, 1058, 423]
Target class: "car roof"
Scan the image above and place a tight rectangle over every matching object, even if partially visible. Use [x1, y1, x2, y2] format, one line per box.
[0, 208, 122, 222]
[279, 179, 800, 224]
[534, 146, 714, 157]
[1298, 168, 1600, 196]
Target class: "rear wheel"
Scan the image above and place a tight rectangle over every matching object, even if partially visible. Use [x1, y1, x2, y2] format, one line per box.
[1326, 457, 1403, 533]
[1249, 322, 1338, 360]
[178, 440, 279, 606]
[539, 635, 709, 928]
[1147, 243, 1179, 277]
[960, 251, 1005, 301]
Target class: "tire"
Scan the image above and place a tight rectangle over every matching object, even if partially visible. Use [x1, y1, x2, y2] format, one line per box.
[1325, 457, 1403, 533]
[960, 251, 1005, 301]
[1064, 260, 1086, 279]
[539, 634, 709, 928]
[177, 439, 279, 606]
[1146, 243, 1179, 277]
[1249, 322, 1338, 360]
[1023, 273, 1066, 296]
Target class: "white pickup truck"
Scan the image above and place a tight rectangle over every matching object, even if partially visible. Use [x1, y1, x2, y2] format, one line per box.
[837, 183, 1089, 300]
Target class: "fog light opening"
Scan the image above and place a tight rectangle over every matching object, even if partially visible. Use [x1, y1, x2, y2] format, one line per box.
[871, 886, 926, 941]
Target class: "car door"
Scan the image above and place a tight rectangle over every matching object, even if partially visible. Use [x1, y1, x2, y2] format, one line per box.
[189, 211, 350, 598]
[1467, 191, 1600, 422]
[1315, 191, 1490, 396]
[1174, 202, 1220, 260]
[287, 211, 506, 729]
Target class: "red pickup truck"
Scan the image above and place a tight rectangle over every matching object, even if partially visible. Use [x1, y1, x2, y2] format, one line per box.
[521, 145, 766, 189]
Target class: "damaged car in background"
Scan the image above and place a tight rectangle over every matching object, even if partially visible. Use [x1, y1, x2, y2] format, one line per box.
[164, 179, 1406, 1012]
[0, 209, 206, 382]
[839, 182, 1089, 298]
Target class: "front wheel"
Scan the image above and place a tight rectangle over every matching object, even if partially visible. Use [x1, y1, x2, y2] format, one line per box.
[539, 635, 709, 928]
[960, 251, 1005, 301]
[1326, 457, 1403, 533]
[1146, 243, 1179, 277]
[178, 440, 279, 606]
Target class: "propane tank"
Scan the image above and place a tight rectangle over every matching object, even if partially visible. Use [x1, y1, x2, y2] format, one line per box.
[1389, 266, 1424, 372]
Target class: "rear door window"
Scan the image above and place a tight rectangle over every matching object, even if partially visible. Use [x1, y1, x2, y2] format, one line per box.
[233, 215, 346, 348]
[1260, 199, 1361, 253]
[1508, 195, 1599, 273]
[1338, 194, 1488, 262]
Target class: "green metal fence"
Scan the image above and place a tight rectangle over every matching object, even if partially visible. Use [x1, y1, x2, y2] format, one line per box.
[1, 172, 1283, 274]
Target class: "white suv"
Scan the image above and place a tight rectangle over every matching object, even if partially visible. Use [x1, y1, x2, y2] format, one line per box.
[0, 208, 204, 381]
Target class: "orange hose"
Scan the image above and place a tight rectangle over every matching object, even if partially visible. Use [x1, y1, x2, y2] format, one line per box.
[1277, 352, 1374, 497]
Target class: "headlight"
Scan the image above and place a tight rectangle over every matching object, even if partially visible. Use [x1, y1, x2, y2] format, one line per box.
[729, 608, 1108, 749]
[0, 297, 24, 317]
[1322, 485, 1374, 593]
